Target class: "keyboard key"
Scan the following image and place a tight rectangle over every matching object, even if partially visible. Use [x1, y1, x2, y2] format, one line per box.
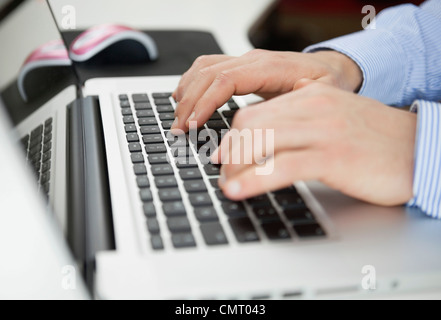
[44, 125, 53, 138]
[133, 164, 147, 175]
[143, 202, 156, 217]
[40, 171, 51, 184]
[131, 153, 144, 163]
[293, 223, 326, 238]
[228, 217, 260, 243]
[159, 112, 175, 121]
[194, 207, 218, 222]
[121, 108, 132, 116]
[274, 194, 306, 208]
[152, 92, 172, 99]
[139, 189, 153, 202]
[246, 194, 272, 208]
[125, 124, 137, 133]
[179, 168, 202, 180]
[136, 175, 150, 188]
[44, 117, 53, 127]
[155, 176, 178, 188]
[151, 164, 174, 176]
[253, 206, 280, 222]
[209, 178, 220, 189]
[42, 151, 51, 163]
[171, 146, 192, 158]
[138, 118, 157, 126]
[206, 120, 228, 130]
[221, 201, 247, 218]
[167, 217, 191, 233]
[189, 193, 212, 207]
[215, 189, 228, 201]
[126, 133, 139, 142]
[137, 110, 155, 118]
[161, 120, 174, 129]
[128, 142, 142, 153]
[154, 98, 172, 105]
[204, 164, 221, 176]
[157, 105, 174, 113]
[118, 94, 128, 101]
[120, 100, 130, 108]
[175, 157, 198, 168]
[183, 180, 207, 193]
[222, 110, 238, 118]
[209, 111, 222, 120]
[142, 134, 163, 144]
[284, 207, 316, 224]
[145, 144, 167, 154]
[41, 161, 51, 173]
[261, 221, 291, 240]
[228, 101, 240, 110]
[171, 233, 196, 248]
[150, 235, 164, 250]
[148, 153, 169, 164]
[134, 102, 152, 110]
[140, 125, 160, 135]
[123, 116, 135, 124]
[132, 93, 149, 102]
[200, 222, 228, 245]
[158, 188, 182, 201]
[162, 201, 186, 217]
[147, 218, 160, 234]
[273, 185, 297, 195]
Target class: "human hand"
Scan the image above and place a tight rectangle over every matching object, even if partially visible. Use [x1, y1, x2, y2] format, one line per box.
[211, 81, 417, 207]
[171, 49, 362, 133]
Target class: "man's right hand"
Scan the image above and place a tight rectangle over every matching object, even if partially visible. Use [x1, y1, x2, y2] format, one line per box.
[171, 49, 363, 133]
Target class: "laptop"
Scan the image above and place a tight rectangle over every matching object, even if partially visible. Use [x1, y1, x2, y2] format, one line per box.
[1, 0, 441, 299]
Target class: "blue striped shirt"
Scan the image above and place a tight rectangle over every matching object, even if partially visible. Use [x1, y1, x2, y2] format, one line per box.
[305, 0, 441, 218]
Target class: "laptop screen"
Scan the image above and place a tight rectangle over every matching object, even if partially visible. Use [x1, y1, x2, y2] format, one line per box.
[0, 0, 76, 125]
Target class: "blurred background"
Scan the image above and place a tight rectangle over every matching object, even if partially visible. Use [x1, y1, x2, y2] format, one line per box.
[250, 0, 424, 51]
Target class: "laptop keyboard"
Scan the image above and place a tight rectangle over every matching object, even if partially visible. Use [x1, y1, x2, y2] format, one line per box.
[20, 118, 54, 197]
[119, 93, 326, 251]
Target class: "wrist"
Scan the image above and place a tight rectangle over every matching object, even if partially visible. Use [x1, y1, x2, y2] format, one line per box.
[312, 50, 363, 93]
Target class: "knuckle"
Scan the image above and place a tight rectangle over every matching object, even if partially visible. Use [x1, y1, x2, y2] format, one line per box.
[214, 71, 232, 85]
[197, 67, 210, 79]
[245, 48, 267, 58]
[194, 55, 209, 67]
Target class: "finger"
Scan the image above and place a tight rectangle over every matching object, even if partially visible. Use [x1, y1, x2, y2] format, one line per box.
[173, 57, 255, 132]
[174, 55, 233, 102]
[185, 61, 287, 128]
[221, 150, 324, 200]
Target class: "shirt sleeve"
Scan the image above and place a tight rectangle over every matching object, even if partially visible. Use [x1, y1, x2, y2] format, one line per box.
[304, 0, 441, 107]
[407, 100, 441, 219]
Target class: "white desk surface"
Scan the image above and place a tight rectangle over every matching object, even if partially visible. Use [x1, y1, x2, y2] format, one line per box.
[1, 0, 440, 300]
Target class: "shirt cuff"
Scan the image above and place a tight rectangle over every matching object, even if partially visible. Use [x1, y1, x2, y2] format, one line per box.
[304, 29, 407, 106]
[407, 100, 441, 219]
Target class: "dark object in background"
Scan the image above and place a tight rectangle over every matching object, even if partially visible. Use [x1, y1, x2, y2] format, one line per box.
[250, 0, 424, 52]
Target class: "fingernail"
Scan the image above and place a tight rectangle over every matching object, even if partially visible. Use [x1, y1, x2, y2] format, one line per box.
[174, 102, 180, 115]
[226, 180, 241, 196]
[186, 111, 196, 127]
[170, 117, 180, 134]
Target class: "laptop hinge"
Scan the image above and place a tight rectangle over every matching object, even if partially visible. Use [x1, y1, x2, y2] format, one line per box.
[67, 96, 115, 292]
